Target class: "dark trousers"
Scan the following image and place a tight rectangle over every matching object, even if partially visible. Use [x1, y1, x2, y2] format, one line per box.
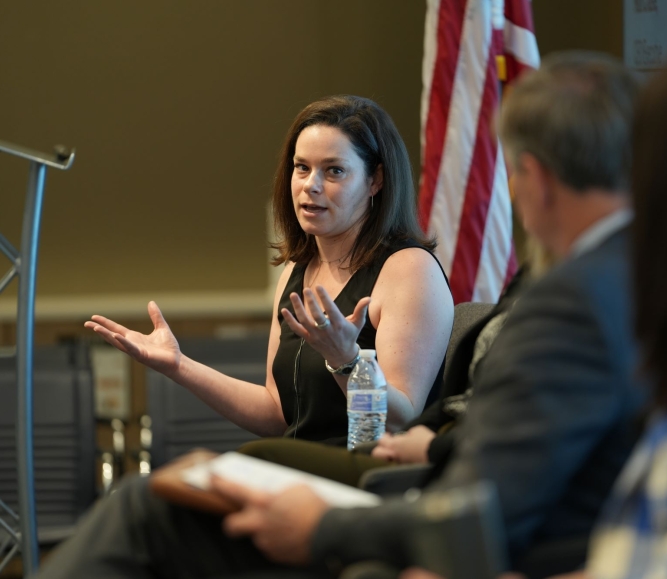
[238, 439, 390, 487]
[32, 476, 327, 579]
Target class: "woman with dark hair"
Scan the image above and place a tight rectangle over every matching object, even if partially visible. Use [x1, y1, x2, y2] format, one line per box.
[86, 95, 453, 445]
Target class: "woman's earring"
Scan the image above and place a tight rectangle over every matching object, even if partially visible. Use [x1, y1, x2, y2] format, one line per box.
[371, 195, 374, 209]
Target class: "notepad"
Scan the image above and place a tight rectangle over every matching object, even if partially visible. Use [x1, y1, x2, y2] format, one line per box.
[181, 451, 382, 509]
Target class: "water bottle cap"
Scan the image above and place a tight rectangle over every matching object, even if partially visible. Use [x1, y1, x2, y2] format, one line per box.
[359, 349, 376, 359]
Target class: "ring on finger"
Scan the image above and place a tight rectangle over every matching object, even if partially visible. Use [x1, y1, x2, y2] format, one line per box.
[315, 317, 330, 330]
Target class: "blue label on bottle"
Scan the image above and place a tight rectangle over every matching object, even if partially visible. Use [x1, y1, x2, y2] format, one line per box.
[348, 390, 387, 412]
[349, 393, 372, 411]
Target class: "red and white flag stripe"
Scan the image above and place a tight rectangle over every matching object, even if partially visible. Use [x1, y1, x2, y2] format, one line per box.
[504, 0, 540, 79]
[418, 0, 538, 304]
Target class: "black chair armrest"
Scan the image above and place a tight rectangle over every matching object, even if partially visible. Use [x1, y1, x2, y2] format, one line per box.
[359, 464, 431, 496]
[340, 561, 400, 579]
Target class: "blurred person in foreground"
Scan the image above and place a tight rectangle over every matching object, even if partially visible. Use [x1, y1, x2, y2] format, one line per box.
[404, 63, 667, 579]
[32, 52, 646, 579]
[572, 62, 667, 579]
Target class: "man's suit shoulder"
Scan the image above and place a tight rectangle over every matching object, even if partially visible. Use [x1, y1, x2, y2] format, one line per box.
[528, 228, 630, 306]
[514, 228, 632, 344]
[442, 226, 646, 559]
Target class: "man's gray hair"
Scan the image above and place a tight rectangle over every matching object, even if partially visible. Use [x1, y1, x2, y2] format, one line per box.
[499, 51, 639, 193]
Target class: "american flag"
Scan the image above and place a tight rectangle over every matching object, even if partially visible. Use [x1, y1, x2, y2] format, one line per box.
[418, 0, 539, 304]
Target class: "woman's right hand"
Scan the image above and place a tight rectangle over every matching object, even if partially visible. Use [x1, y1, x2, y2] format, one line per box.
[84, 300, 182, 376]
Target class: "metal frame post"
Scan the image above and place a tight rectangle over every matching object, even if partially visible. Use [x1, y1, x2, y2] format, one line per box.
[0, 141, 74, 575]
[15, 161, 48, 573]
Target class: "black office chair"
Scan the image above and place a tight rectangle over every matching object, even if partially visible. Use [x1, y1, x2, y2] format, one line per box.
[145, 332, 269, 469]
[357, 302, 495, 495]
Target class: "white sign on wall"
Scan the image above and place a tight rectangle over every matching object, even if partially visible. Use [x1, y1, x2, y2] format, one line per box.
[625, 0, 667, 70]
[91, 345, 131, 420]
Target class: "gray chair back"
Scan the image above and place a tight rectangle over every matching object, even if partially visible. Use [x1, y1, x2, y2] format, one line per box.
[421, 301, 495, 408]
[0, 343, 95, 544]
[147, 333, 268, 468]
[443, 302, 495, 381]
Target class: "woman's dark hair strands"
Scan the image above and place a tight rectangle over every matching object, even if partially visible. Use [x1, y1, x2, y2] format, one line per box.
[271, 95, 434, 271]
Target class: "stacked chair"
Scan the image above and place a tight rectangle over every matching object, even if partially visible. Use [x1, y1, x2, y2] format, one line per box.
[145, 331, 269, 469]
[0, 342, 96, 569]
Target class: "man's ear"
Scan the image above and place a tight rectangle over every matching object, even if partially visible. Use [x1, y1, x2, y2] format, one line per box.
[371, 164, 384, 196]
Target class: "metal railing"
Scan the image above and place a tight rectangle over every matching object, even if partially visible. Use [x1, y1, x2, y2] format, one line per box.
[0, 140, 75, 576]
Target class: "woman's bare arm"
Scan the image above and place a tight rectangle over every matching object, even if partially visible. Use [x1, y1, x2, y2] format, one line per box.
[85, 263, 297, 437]
[370, 248, 453, 430]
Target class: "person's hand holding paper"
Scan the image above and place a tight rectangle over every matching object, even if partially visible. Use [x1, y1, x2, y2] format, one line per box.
[214, 477, 330, 565]
[173, 452, 381, 566]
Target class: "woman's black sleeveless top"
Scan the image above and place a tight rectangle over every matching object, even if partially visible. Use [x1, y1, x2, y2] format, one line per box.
[272, 240, 449, 447]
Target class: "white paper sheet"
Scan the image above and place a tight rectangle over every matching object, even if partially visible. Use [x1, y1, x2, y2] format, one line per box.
[181, 452, 382, 509]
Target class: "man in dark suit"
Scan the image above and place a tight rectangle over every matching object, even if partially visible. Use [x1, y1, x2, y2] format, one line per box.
[34, 52, 644, 579]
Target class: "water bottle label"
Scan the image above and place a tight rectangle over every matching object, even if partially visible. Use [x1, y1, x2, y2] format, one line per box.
[348, 390, 387, 412]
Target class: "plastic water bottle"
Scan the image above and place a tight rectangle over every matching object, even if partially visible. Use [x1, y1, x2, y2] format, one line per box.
[347, 349, 387, 451]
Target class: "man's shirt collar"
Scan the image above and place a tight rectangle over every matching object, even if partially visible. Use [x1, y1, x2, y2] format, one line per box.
[570, 208, 633, 258]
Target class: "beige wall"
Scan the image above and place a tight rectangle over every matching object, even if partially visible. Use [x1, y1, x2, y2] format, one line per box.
[0, 1, 627, 322]
[0, 1, 425, 318]
[533, 0, 623, 59]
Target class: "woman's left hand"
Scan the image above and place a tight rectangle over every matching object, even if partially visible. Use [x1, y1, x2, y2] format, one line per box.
[281, 285, 370, 368]
[371, 426, 436, 464]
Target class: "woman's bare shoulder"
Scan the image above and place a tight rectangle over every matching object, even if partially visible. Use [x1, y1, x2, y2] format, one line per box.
[370, 247, 452, 323]
[377, 247, 446, 287]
